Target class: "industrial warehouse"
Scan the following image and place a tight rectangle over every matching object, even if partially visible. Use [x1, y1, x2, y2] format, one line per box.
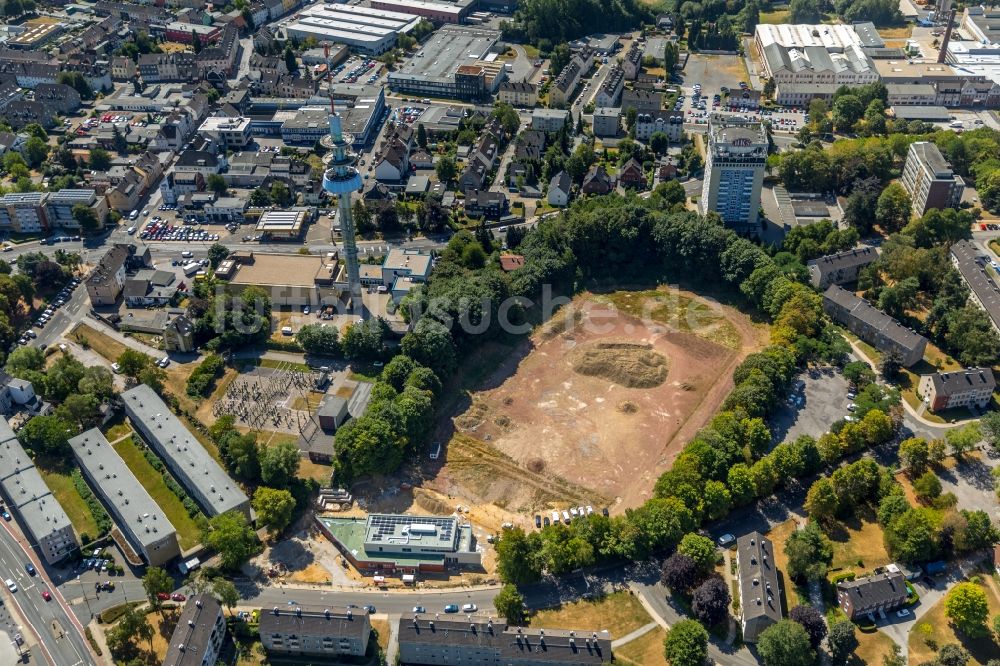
[280, 3, 421, 54]
[387, 25, 506, 101]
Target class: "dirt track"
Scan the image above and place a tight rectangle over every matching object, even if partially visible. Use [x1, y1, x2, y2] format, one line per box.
[446, 290, 767, 511]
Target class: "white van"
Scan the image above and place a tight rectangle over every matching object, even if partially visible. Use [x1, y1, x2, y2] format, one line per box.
[126, 226, 136, 235]
[128, 210, 139, 221]
[281, 326, 293, 336]
[181, 250, 193, 258]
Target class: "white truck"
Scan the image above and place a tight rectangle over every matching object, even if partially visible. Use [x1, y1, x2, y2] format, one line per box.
[182, 261, 201, 276]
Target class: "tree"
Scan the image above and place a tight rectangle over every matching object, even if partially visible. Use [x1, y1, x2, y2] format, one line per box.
[206, 174, 228, 195]
[875, 182, 912, 232]
[296, 324, 340, 356]
[649, 131, 669, 155]
[784, 522, 832, 581]
[252, 486, 296, 535]
[417, 123, 427, 149]
[22, 136, 48, 168]
[879, 349, 903, 381]
[6, 346, 44, 375]
[352, 200, 374, 234]
[106, 604, 153, 660]
[936, 644, 971, 666]
[900, 437, 930, 476]
[494, 584, 525, 622]
[204, 511, 258, 570]
[213, 579, 239, 615]
[88, 148, 111, 171]
[842, 360, 875, 389]
[436, 155, 457, 182]
[946, 422, 982, 457]
[946, 582, 990, 638]
[832, 95, 864, 132]
[788, 0, 822, 23]
[259, 441, 300, 487]
[913, 470, 942, 503]
[192, 30, 202, 54]
[71, 204, 99, 232]
[805, 478, 839, 522]
[789, 605, 826, 648]
[884, 507, 939, 564]
[207, 243, 230, 268]
[495, 527, 541, 584]
[757, 620, 815, 666]
[660, 552, 701, 592]
[116, 349, 150, 380]
[981, 411, 1000, 452]
[341, 317, 388, 361]
[663, 619, 708, 666]
[677, 533, 716, 573]
[826, 620, 858, 664]
[142, 566, 172, 611]
[17, 415, 73, 458]
[691, 575, 730, 627]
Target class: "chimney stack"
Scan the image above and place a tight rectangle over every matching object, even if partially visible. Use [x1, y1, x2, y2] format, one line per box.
[938, 8, 958, 64]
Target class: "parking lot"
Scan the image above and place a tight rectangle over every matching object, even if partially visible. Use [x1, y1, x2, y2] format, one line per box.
[16, 277, 81, 349]
[769, 367, 852, 442]
[331, 55, 382, 85]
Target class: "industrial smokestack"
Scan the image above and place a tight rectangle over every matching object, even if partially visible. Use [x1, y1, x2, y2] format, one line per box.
[938, 7, 957, 64]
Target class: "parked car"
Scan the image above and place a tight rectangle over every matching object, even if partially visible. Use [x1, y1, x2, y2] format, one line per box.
[157, 592, 171, 600]
[413, 606, 426, 613]
[462, 603, 477, 612]
[717, 533, 736, 547]
[171, 593, 186, 601]
[443, 604, 459, 613]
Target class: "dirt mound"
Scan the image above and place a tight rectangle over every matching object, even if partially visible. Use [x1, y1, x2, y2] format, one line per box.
[618, 401, 639, 414]
[570, 341, 669, 388]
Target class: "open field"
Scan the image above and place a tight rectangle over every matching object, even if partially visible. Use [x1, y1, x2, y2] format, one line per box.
[298, 458, 333, 484]
[70, 323, 130, 363]
[530, 591, 651, 639]
[827, 511, 892, 576]
[444, 290, 765, 509]
[855, 629, 900, 666]
[760, 8, 790, 23]
[113, 435, 204, 549]
[38, 468, 100, 539]
[768, 519, 802, 612]
[908, 575, 1000, 665]
[616, 626, 667, 666]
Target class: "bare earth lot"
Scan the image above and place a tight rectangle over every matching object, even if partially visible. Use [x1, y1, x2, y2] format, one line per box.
[442, 289, 766, 510]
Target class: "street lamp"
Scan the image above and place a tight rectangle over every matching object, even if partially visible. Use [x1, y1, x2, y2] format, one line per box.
[77, 576, 93, 619]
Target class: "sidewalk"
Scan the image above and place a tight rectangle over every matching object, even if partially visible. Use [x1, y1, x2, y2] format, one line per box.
[843, 337, 968, 430]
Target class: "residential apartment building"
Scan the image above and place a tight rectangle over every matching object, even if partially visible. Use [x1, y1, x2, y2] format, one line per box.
[138, 53, 198, 83]
[592, 107, 621, 137]
[622, 41, 642, 79]
[950, 239, 1000, 335]
[837, 572, 907, 620]
[918, 368, 996, 412]
[164, 595, 227, 666]
[594, 64, 625, 108]
[807, 246, 878, 289]
[258, 606, 371, 658]
[634, 110, 683, 143]
[69, 429, 181, 566]
[548, 59, 582, 108]
[530, 108, 570, 133]
[86, 244, 138, 306]
[822, 285, 928, 367]
[122, 384, 251, 518]
[621, 88, 662, 113]
[0, 192, 48, 233]
[497, 81, 537, 107]
[45, 189, 108, 231]
[736, 532, 782, 642]
[900, 141, 965, 216]
[700, 115, 768, 233]
[397, 613, 613, 665]
[0, 420, 77, 564]
[197, 116, 253, 150]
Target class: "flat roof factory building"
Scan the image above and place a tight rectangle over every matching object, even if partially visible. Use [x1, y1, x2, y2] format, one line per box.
[369, 0, 473, 24]
[388, 25, 505, 101]
[282, 4, 421, 54]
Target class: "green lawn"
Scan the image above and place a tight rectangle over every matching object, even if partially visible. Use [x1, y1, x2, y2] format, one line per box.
[38, 468, 99, 539]
[113, 436, 203, 550]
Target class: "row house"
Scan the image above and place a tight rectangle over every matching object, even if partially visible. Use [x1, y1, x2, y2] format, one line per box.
[594, 65, 625, 108]
[110, 56, 136, 82]
[622, 42, 642, 80]
[32, 84, 81, 116]
[138, 53, 197, 83]
[196, 25, 240, 79]
[1, 61, 110, 92]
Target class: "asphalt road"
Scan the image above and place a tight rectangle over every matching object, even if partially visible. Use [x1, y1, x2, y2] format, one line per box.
[0, 521, 95, 666]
